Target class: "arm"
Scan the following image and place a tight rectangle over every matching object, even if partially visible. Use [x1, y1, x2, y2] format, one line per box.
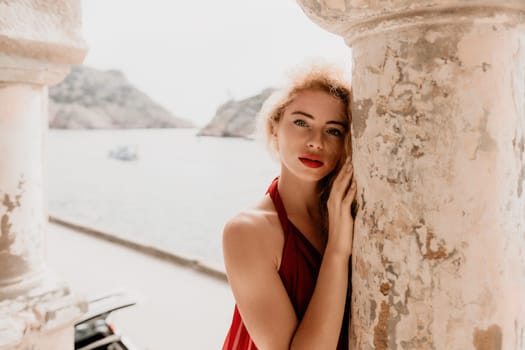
[290, 158, 356, 349]
[223, 160, 356, 349]
[223, 214, 299, 350]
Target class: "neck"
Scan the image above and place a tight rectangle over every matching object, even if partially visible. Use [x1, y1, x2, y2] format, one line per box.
[277, 167, 320, 220]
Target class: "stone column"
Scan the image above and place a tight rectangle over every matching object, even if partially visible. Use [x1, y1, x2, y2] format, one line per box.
[0, 1, 88, 349]
[296, 1, 525, 349]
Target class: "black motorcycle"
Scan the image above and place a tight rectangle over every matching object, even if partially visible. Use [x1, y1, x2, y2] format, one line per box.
[74, 291, 139, 350]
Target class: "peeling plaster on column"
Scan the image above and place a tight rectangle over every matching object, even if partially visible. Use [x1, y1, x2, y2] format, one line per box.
[0, 85, 49, 301]
[352, 98, 373, 138]
[349, 12, 525, 350]
[374, 301, 390, 350]
[473, 324, 503, 350]
[0, 176, 31, 286]
[0, 285, 87, 348]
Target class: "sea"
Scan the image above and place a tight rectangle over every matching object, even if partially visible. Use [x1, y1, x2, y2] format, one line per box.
[48, 128, 280, 271]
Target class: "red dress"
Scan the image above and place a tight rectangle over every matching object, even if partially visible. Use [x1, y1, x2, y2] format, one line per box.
[222, 178, 350, 350]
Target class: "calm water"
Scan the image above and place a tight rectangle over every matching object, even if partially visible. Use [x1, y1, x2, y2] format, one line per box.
[48, 128, 279, 270]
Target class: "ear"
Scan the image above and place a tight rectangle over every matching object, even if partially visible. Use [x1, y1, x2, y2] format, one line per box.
[269, 122, 280, 150]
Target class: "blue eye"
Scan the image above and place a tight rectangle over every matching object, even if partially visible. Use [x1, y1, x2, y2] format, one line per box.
[294, 119, 308, 127]
[326, 128, 343, 136]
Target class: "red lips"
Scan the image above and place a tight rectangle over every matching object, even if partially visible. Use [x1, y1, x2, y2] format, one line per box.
[299, 155, 324, 168]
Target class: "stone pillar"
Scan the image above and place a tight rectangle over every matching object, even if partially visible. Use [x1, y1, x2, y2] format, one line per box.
[0, 1, 88, 349]
[296, 1, 525, 349]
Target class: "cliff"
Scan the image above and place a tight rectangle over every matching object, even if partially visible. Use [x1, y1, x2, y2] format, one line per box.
[49, 65, 194, 129]
[198, 88, 275, 138]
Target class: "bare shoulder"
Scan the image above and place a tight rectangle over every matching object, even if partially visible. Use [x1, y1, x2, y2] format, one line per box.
[223, 195, 283, 268]
[224, 196, 275, 234]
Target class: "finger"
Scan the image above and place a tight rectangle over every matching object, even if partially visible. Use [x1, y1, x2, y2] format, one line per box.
[338, 162, 354, 196]
[329, 159, 349, 195]
[333, 157, 351, 185]
[342, 180, 357, 205]
[331, 161, 354, 201]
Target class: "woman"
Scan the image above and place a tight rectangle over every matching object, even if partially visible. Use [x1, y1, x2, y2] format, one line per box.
[222, 64, 356, 350]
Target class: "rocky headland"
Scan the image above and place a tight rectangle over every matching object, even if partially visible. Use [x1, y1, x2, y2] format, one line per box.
[49, 65, 194, 129]
[197, 88, 275, 138]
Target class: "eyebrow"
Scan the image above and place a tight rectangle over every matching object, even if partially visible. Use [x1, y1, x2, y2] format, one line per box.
[291, 110, 348, 129]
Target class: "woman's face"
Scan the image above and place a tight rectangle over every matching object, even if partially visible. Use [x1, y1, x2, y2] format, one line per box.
[273, 88, 349, 182]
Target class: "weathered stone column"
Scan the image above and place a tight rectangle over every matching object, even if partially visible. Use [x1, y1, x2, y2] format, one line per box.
[0, 1, 88, 349]
[296, 1, 525, 349]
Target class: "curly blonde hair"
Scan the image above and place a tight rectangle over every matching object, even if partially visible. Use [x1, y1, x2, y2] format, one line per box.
[257, 62, 353, 241]
[257, 63, 352, 158]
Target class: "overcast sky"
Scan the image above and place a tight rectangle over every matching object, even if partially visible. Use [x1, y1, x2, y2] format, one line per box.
[81, 0, 352, 126]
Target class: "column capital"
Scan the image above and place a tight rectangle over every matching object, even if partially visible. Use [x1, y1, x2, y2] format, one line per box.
[0, 0, 87, 85]
[296, 0, 525, 44]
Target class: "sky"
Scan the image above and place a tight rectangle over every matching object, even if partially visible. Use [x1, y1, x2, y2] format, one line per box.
[81, 0, 353, 127]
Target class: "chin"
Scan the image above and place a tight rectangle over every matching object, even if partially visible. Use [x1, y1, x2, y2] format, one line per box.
[295, 168, 331, 183]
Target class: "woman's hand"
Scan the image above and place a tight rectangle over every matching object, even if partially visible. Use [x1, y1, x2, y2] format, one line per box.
[326, 157, 357, 256]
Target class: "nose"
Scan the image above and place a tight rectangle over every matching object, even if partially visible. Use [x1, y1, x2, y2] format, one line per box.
[307, 132, 323, 150]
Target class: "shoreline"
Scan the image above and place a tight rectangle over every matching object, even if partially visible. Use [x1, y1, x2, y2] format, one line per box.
[48, 214, 228, 283]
